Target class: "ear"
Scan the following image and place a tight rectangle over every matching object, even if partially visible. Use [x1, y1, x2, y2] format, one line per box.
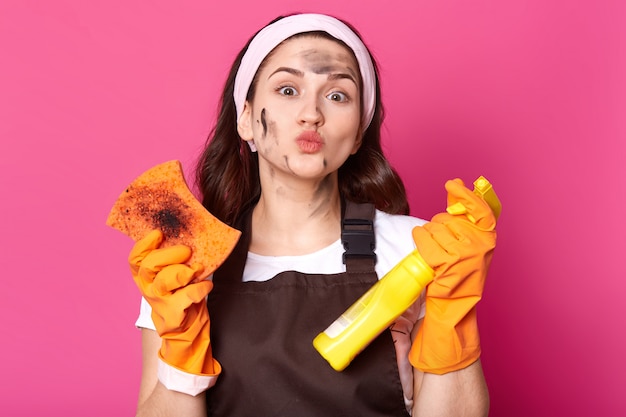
[237, 101, 254, 141]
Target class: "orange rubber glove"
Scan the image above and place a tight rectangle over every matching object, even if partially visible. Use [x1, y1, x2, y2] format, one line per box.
[409, 179, 497, 374]
[129, 230, 221, 377]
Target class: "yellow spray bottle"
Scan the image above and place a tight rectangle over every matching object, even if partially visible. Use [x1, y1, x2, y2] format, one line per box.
[313, 176, 502, 371]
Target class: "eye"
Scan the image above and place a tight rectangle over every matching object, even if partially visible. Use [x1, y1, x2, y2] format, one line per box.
[277, 86, 298, 96]
[327, 91, 348, 102]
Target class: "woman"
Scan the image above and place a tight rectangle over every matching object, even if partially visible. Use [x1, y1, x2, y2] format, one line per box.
[130, 13, 494, 416]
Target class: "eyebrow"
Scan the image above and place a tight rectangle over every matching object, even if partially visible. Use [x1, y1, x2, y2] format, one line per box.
[327, 72, 357, 84]
[268, 67, 304, 79]
[268, 66, 358, 86]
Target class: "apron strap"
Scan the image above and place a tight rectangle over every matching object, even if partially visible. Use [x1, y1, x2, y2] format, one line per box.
[342, 201, 376, 274]
[211, 208, 251, 286]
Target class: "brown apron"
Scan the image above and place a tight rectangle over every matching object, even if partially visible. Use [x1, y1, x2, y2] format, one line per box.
[206, 202, 409, 416]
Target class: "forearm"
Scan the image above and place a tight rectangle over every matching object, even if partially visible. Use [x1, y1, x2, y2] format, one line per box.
[136, 381, 207, 417]
[412, 360, 489, 417]
[137, 329, 208, 417]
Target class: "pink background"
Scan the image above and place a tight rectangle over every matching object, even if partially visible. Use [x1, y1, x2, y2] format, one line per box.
[1, 1, 624, 415]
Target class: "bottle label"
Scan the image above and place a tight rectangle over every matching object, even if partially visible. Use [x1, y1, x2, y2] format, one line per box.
[323, 316, 350, 338]
[322, 286, 375, 338]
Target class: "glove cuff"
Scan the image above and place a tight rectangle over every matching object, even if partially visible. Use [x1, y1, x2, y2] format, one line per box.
[157, 356, 220, 396]
[158, 318, 219, 375]
[409, 306, 481, 374]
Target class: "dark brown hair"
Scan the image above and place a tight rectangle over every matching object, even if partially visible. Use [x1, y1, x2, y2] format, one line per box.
[195, 15, 409, 226]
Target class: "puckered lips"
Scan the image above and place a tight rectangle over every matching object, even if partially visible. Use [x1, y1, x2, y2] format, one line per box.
[296, 130, 324, 153]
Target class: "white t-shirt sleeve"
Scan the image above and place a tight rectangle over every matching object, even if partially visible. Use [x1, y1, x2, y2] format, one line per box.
[373, 210, 427, 279]
[135, 296, 156, 330]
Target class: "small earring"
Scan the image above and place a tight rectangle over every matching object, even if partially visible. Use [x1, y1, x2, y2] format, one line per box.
[247, 140, 257, 152]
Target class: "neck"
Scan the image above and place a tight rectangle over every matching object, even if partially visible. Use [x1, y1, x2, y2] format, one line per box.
[250, 173, 342, 256]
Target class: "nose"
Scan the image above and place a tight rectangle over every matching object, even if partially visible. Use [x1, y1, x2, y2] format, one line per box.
[298, 94, 324, 127]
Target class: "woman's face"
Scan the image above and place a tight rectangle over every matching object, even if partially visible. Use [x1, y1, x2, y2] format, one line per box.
[238, 35, 362, 183]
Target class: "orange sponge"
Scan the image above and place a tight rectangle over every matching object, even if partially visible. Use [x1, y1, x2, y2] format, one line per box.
[106, 160, 241, 277]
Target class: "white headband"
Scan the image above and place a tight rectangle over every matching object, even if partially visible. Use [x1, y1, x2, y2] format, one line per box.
[234, 13, 377, 131]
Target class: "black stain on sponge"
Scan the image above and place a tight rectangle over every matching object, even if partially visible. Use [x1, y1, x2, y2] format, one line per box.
[153, 208, 185, 238]
[131, 185, 192, 240]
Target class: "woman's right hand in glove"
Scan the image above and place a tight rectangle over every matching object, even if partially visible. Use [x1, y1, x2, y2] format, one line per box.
[129, 230, 221, 380]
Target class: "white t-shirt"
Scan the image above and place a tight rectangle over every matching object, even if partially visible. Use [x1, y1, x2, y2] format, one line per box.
[136, 209, 427, 411]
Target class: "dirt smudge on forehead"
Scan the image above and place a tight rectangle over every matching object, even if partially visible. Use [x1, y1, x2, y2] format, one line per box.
[298, 48, 358, 78]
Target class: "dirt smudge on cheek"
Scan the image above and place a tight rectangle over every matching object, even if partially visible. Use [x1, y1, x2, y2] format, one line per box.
[256, 108, 280, 155]
[269, 119, 278, 147]
[260, 108, 268, 137]
[283, 155, 293, 173]
[256, 108, 274, 155]
[262, 108, 278, 147]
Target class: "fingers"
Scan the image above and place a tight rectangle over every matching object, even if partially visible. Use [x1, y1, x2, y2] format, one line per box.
[142, 245, 193, 272]
[412, 212, 497, 271]
[430, 213, 497, 251]
[129, 229, 163, 268]
[152, 263, 206, 295]
[444, 179, 496, 230]
[177, 279, 214, 305]
[156, 276, 213, 311]
[412, 225, 452, 269]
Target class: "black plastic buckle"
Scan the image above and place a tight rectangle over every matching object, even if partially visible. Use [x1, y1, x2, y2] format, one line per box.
[341, 218, 376, 264]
